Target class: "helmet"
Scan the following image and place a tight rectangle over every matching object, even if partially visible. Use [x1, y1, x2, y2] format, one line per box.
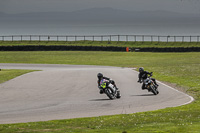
[139, 67, 144, 73]
[97, 73, 103, 79]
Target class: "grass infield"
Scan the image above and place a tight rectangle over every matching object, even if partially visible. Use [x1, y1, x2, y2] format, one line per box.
[0, 51, 199, 133]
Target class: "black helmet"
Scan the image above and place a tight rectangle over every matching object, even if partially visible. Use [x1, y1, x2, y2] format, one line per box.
[139, 67, 144, 73]
[97, 73, 103, 79]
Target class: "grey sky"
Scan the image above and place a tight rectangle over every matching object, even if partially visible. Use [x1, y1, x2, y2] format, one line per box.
[1, 0, 200, 14]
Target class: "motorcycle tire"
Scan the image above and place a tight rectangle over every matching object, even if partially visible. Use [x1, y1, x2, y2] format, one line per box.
[151, 85, 158, 95]
[105, 89, 115, 100]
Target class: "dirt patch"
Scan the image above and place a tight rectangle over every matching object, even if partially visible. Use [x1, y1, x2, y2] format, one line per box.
[160, 81, 189, 94]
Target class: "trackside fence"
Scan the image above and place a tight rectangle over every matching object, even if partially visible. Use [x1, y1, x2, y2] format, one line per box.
[0, 35, 200, 42]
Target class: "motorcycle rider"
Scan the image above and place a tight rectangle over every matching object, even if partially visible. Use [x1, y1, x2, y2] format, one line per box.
[97, 73, 119, 94]
[137, 67, 159, 90]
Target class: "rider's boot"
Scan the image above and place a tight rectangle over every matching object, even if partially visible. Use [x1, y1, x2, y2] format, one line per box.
[154, 81, 159, 87]
[156, 84, 159, 87]
[154, 83, 159, 88]
[99, 89, 104, 94]
[114, 86, 121, 98]
[116, 90, 121, 98]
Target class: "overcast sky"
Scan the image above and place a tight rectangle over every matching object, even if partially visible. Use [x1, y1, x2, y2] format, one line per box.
[1, 0, 200, 14]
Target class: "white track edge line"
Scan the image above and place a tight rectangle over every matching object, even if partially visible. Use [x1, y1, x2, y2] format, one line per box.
[132, 69, 194, 106]
[157, 81, 194, 106]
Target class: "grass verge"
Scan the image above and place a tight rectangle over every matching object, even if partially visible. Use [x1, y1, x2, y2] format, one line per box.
[0, 41, 200, 48]
[0, 51, 199, 133]
[0, 69, 35, 84]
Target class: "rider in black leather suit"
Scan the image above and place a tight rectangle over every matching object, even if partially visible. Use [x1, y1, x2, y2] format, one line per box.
[137, 67, 159, 89]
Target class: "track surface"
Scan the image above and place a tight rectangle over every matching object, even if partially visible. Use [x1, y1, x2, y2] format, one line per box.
[0, 63, 193, 124]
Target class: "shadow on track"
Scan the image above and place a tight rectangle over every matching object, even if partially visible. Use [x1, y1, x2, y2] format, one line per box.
[89, 99, 111, 101]
[131, 94, 155, 97]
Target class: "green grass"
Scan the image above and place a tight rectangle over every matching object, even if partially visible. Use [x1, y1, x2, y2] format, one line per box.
[1, 40, 200, 47]
[0, 69, 35, 84]
[0, 51, 199, 132]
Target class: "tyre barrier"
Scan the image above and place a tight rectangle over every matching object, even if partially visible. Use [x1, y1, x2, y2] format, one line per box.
[0, 46, 200, 52]
[0, 45, 126, 52]
[132, 47, 200, 52]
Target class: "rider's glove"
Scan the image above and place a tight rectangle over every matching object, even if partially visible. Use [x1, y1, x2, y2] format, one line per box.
[150, 72, 153, 76]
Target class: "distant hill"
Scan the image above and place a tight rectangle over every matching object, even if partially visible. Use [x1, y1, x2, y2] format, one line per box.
[1, 7, 200, 24]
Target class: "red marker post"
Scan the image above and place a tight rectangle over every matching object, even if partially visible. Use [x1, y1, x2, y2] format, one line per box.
[126, 47, 129, 52]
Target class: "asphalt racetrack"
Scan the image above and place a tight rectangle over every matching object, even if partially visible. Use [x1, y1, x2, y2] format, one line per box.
[0, 63, 193, 124]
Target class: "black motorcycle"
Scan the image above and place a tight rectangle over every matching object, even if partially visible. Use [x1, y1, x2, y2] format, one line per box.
[140, 74, 159, 95]
[100, 79, 121, 100]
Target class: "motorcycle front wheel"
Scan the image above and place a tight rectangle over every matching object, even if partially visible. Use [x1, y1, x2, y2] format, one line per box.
[151, 85, 158, 95]
[105, 88, 115, 100]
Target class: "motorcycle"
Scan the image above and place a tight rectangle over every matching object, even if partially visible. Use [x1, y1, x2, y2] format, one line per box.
[100, 79, 121, 100]
[140, 74, 159, 95]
